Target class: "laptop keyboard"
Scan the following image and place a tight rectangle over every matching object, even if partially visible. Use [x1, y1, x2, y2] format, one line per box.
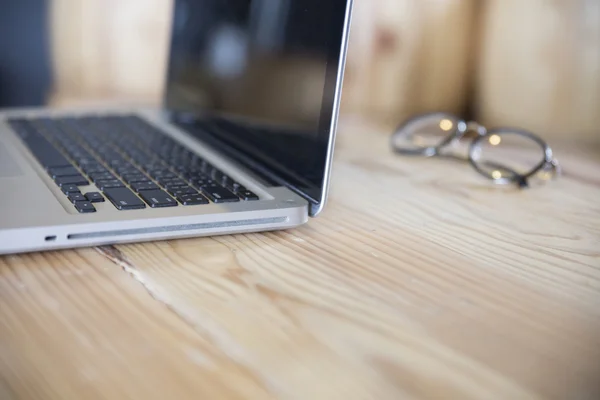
[7, 115, 259, 213]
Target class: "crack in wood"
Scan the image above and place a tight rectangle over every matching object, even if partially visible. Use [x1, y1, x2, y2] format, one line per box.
[95, 245, 185, 321]
[94, 245, 287, 395]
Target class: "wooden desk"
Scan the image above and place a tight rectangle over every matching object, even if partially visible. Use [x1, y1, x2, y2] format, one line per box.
[1, 119, 599, 400]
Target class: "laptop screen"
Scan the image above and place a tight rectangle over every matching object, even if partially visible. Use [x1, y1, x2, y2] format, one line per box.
[164, 0, 351, 211]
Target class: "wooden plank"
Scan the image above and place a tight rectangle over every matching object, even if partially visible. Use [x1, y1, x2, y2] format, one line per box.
[49, 0, 172, 105]
[0, 248, 271, 400]
[342, 0, 478, 124]
[1, 120, 599, 399]
[475, 0, 600, 142]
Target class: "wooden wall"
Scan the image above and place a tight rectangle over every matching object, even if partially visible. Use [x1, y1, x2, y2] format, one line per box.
[475, 0, 600, 142]
[50, 0, 172, 106]
[49, 0, 600, 142]
[341, 0, 478, 125]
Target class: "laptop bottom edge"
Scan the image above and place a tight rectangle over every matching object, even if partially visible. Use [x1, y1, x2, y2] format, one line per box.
[0, 207, 308, 255]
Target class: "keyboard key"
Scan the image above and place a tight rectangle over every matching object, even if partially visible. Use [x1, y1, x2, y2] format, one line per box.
[138, 189, 178, 208]
[68, 193, 87, 203]
[200, 186, 240, 203]
[48, 166, 80, 178]
[55, 175, 89, 187]
[177, 193, 209, 206]
[89, 172, 117, 182]
[175, 165, 192, 173]
[23, 135, 72, 169]
[224, 181, 245, 193]
[103, 153, 126, 163]
[168, 186, 198, 196]
[198, 161, 214, 173]
[96, 179, 125, 190]
[211, 170, 230, 183]
[115, 166, 141, 176]
[71, 149, 94, 161]
[238, 190, 259, 201]
[61, 184, 80, 195]
[85, 192, 105, 203]
[182, 172, 205, 182]
[193, 178, 216, 188]
[161, 178, 187, 188]
[81, 164, 108, 175]
[141, 164, 166, 174]
[148, 169, 175, 178]
[122, 174, 150, 184]
[131, 181, 160, 192]
[103, 187, 146, 210]
[7, 119, 31, 139]
[75, 157, 98, 167]
[74, 201, 96, 214]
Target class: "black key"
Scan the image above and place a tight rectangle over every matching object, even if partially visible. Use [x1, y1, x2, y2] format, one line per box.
[199, 161, 214, 173]
[70, 149, 94, 160]
[74, 157, 98, 167]
[238, 190, 259, 201]
[122, 174, 150, 184]
[168, 187, 198, 196]
[138, 189, 178, 208]
[96, 180, 125, 190]
[85, 192, 105, 203]
[61, 184, 80, 195]
[109, 159, 128, 168]
[89, 172, 117, 182]
[74, 201, 96, 214]
[68, 193, 87, 203]
[48, 166, 80, 178]
[131, 181, 160, 192]
[115, 165, 141, 176]
[161, 178, 187, 188]
[225, 181, 245, 193]
[166, 185, 187, 189]
[200, 185, 240, 203]
[182, 172, 205, 182]
[103, 187, 146, 210]
[141, 164, 166, 173]
[177, 193, 209, 206]
[8, 119, 31, 139]
[62, 144, 85, 153]
[151, 171, 177, 180]
[194, 178, 216, 188]
[81, 164, 108, 175]
[211, 169, 229, 183]
[175, 165, 192, 173]
[24, 136, 72, 169]
[55, 175, 89, 187]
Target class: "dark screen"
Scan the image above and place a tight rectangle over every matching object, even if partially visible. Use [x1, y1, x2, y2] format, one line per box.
[165, 0, 350, 205]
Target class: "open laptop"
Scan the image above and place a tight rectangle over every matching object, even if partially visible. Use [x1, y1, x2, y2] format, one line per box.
[0, 0, 353, 255]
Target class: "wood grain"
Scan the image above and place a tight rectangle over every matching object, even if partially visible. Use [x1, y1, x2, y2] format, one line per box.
[475, 0, 600, 142]
[49, 0, 172, 106]
[342, 0, 478, 124]
[1, 119, 600, 400]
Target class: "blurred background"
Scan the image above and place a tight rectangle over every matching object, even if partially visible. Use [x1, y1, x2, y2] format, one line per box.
[1, 0, 599, 142]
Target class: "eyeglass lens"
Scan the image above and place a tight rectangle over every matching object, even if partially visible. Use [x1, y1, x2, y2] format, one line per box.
[391, 113, 464, 156]
[470, 129, 548, 182]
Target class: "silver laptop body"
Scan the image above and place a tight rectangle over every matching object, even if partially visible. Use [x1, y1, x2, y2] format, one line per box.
[0, 0, 353, 254]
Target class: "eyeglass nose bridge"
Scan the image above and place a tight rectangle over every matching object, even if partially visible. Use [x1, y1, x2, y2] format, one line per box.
[465, 121, 488, 137]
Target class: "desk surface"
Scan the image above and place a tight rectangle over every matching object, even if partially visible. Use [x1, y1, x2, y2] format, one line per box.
[1, 118, 599, 400]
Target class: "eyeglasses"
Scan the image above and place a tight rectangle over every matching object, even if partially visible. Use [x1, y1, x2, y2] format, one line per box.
[390, 112, 561, 188]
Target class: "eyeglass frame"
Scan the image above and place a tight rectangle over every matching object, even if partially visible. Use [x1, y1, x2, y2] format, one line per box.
[390, 112, 561, 188]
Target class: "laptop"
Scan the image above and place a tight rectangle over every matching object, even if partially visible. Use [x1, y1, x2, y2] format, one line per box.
[0, 0, 353, 255]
